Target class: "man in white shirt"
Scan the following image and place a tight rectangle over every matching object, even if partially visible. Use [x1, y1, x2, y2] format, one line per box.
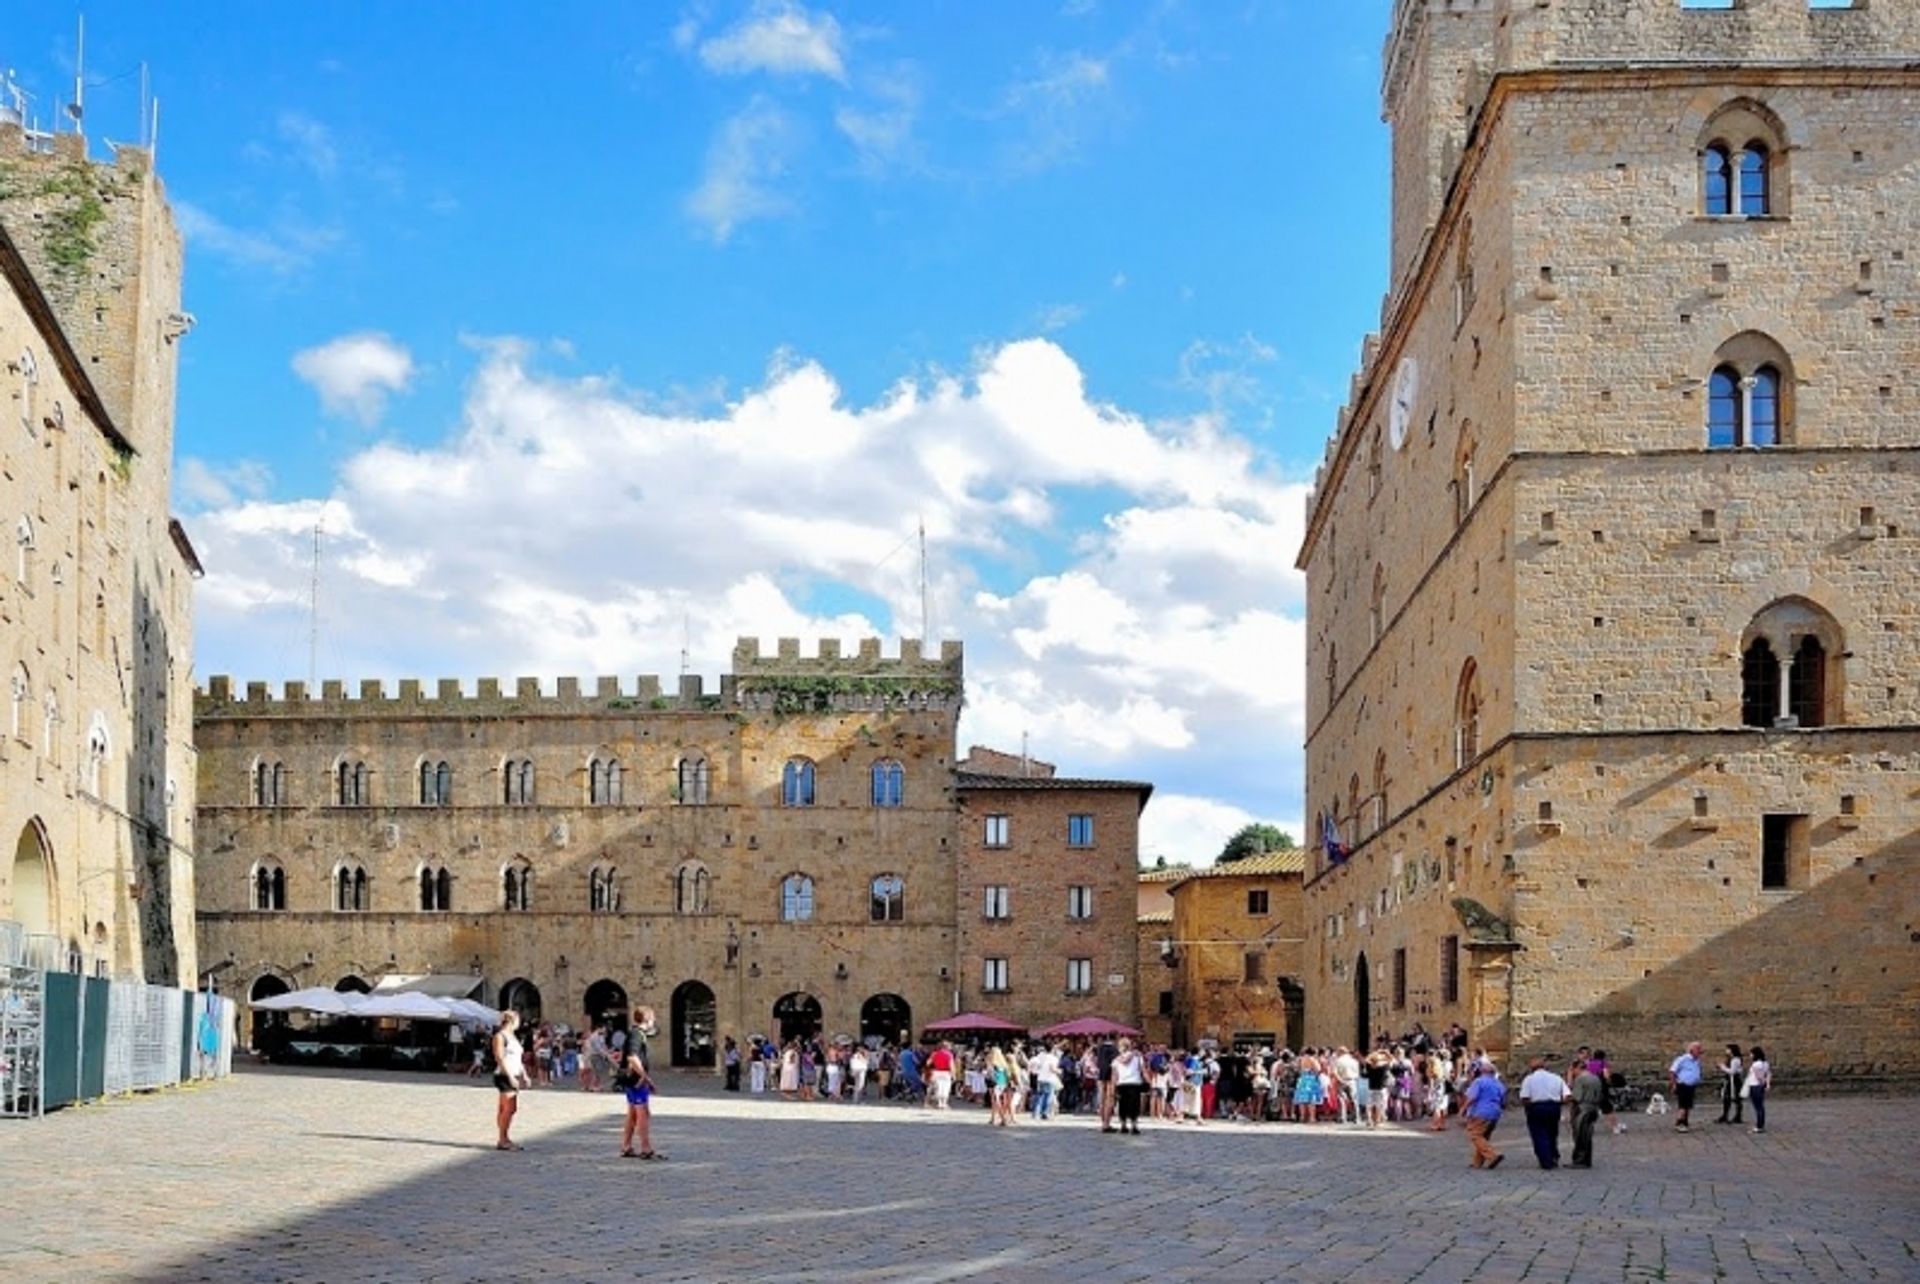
[1332, 1049, 1362, 1124]
[1517, 1057, 1571, 1170]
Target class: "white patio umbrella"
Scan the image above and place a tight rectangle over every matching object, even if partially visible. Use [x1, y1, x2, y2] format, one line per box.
[249, 986, 367, 1017]
[357, 991, 464, 1022]
[446, 999, 503, 1028]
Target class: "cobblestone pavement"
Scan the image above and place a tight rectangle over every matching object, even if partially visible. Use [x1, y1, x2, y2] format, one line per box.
[1, 1066, 1916, 1283]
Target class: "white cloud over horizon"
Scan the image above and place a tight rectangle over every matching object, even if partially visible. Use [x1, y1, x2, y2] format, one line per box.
[291, 332, 417, 425]
[189, 336, 1308, 865]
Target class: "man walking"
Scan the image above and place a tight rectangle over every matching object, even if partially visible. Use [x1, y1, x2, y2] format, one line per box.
[1569, 1060, 1604, 1168]
[1462, 1063, 1506, 1169]
[1517, 1057, 1570, 1170]
[1668, 1041, 1705, 1133]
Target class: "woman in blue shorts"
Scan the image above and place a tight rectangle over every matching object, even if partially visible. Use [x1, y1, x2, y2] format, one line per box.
[618, 1045, 666, 1160]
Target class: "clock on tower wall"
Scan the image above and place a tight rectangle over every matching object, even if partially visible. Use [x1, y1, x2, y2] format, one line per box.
[1388, 357, 1419, 451]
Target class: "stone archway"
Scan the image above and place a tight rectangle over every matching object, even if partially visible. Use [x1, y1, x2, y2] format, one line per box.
[9, 820, 54, 937]
[583, 978, 628, 1030]
[249, 974, 291, 1052]
[773, 991, 822, 1043]
[671, 980, 717, 1068]
[860, 993, 912, 1046]
[335, 975, 372, 994]
[500, 978, 543, 1025]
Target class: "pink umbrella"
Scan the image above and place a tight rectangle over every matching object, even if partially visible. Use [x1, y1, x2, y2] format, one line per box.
[923, 1012, 1027, 1035]
[1035, 1016, 1143, 1039]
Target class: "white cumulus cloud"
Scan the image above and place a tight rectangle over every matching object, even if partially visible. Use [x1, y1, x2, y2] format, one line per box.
[687, 99, 800, 242]
[291, 332, 416, 425]
[698, 1, 846, 80]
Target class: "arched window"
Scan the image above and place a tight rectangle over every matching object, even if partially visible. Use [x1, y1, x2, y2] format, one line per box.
[502, 859, 532, 912]
[1348, 774, 1362, 843]
[84, 712, 110, 795]
[1742, 598, 1842, 729]
[1706, 335, 1792, 448]
[1372, 749, 1389, 834]
[334, 863, 368, 912]
[419, 865, 452, 912]
[502, 758, 535, 806]
[41, 690, 57, 761]
[1453, 426, 1477, 527]
[675, 862, 711, 915]
[781, 758, 816, 808]
[677, 755, 709, 805]
[420, 760, 452, 806]
[336, 759, 370, 806]
[1326, 643, 1338, 710]
[1454, 660, 1482, 770]
[15, 516, 33, 587]
[252, 861, 287, 911]
[253, 759, 287, 806]
[780, 873, 815, 922]
[1369, 565, 1386, 648]
[589, 755, 622, 806]
[8, 664, 26, 741]
[871, 759, 904, 808]
[870, 874, 904, 923]
[590, 865, 619, 913]
[1700, 101, 1786, 218]
[1703, 143, 1733, 216]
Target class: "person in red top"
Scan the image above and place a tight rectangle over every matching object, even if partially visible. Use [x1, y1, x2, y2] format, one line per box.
[927, 1042, 956, 1110]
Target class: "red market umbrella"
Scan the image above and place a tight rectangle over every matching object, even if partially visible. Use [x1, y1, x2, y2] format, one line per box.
[1035, 1016, 1143, 1039]
[923, 1012, 1027, 1035]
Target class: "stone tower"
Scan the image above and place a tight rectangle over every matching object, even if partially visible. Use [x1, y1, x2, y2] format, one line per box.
[1298, 0, 1920, 1079]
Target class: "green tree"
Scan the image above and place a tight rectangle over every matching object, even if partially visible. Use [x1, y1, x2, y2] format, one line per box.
[1217, 823, 1296, 864]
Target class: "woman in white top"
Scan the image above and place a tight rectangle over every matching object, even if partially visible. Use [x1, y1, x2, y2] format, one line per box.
[1112, 1038, 1148, 1135]
[491, 1010, 530, 1150]
[1745, 1046, 1771, 1134]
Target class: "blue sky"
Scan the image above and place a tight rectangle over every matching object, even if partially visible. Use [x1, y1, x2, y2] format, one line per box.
[10, 1, 1394, 863]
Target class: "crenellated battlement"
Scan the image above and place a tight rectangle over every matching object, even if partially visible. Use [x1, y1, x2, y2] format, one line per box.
[197, 638, 966, 719]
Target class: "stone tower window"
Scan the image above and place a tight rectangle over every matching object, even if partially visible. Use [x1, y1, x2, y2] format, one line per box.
[419, 864, 453, 912]
[1706, 333, 1791, 448]
[419, 759, 452, 806]
[15, 515, 34, 587]
[1452, 427, 1477, 527]
[252, 860, 287, 911]
[1454, 659, 1482, 770]
[870, 873, 905, 922]
[336, 759, 371, 807]
[1741, 597, 1842, 728]
[84, 712, 110, 795]
[334, 863, 369, 913]
[1700, 100, 1787, 218]
[590, 865, 619, 913]
[871, 759, 905, 808]
[675, 862, 711, 915]
[780, 873, 816, 922]
[502, 858, 533, 912]
[588, 754, 622, 806]
[1369, 565, 1386, 647]
[8, 664, 26, 741]
[1372, 749, 1389, 834]
[781, 757, 816, 808]
[502, 757, 535, 806]
[676, 754, 710, 805]
[254, 759, 288, 806]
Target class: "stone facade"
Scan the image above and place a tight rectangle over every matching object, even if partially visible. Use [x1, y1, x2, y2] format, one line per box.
[1165, 854, 1306, 1051]
[954, 748, 1148, 1030]
[195, 639, 962, 1060]
[1299, 0, 1920, 1081]
[0, 126, 199, 984]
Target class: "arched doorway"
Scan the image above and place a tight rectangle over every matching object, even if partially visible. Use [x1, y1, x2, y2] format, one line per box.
[773, 991, 822, 1043]
[1353, 952, 1372, 1051]
[500, 978, 543, 1025]
[860, 993, 911, 1045]
[335, 975, 372, 994]
[10, 820, 54, 936]
[249, 974, 291, 1053]
[1278, 978, 1306, 1053]
[583, 978, 628, 1030]
[671, 980, 717, 1068]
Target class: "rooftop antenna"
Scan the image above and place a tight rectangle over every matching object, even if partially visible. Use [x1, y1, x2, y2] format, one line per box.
[67, 15, 85, 139]
[680, 611, 691, 678]
[307, 518, 323, 690]
[1020, 731, 1030, 778]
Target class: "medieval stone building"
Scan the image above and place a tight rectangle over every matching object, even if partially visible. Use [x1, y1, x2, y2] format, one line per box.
[1299, 0, 1920, 1079]
[0, 124, 200, 985]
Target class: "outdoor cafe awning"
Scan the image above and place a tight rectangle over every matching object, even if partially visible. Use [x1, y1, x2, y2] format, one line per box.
[373, 974, 484, 1000]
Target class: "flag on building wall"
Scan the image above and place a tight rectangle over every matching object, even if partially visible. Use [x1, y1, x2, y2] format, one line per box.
[1321, 813, 1350, 865]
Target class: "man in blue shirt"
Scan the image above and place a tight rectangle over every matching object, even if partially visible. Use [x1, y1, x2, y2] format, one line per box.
[1668, 1041, 1705, 1132]
[1462, 1063, 1507, 1169]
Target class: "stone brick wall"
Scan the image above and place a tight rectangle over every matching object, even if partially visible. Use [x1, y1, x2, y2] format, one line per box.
[0, 128, 196, 985]
[1168, 865, 1305, 1050]
[954, 767, 1145, 1031]
[196, 641, 963, 1056]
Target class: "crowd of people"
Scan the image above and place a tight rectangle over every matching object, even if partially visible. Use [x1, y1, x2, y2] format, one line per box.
[479, 1010, 1778, 1170]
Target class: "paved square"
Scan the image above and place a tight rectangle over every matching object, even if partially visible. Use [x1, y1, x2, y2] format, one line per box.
[0, 1067, 1916, 1283]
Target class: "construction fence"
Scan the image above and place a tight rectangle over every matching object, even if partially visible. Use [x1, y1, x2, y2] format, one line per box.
[1, 921, 236, 1119]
